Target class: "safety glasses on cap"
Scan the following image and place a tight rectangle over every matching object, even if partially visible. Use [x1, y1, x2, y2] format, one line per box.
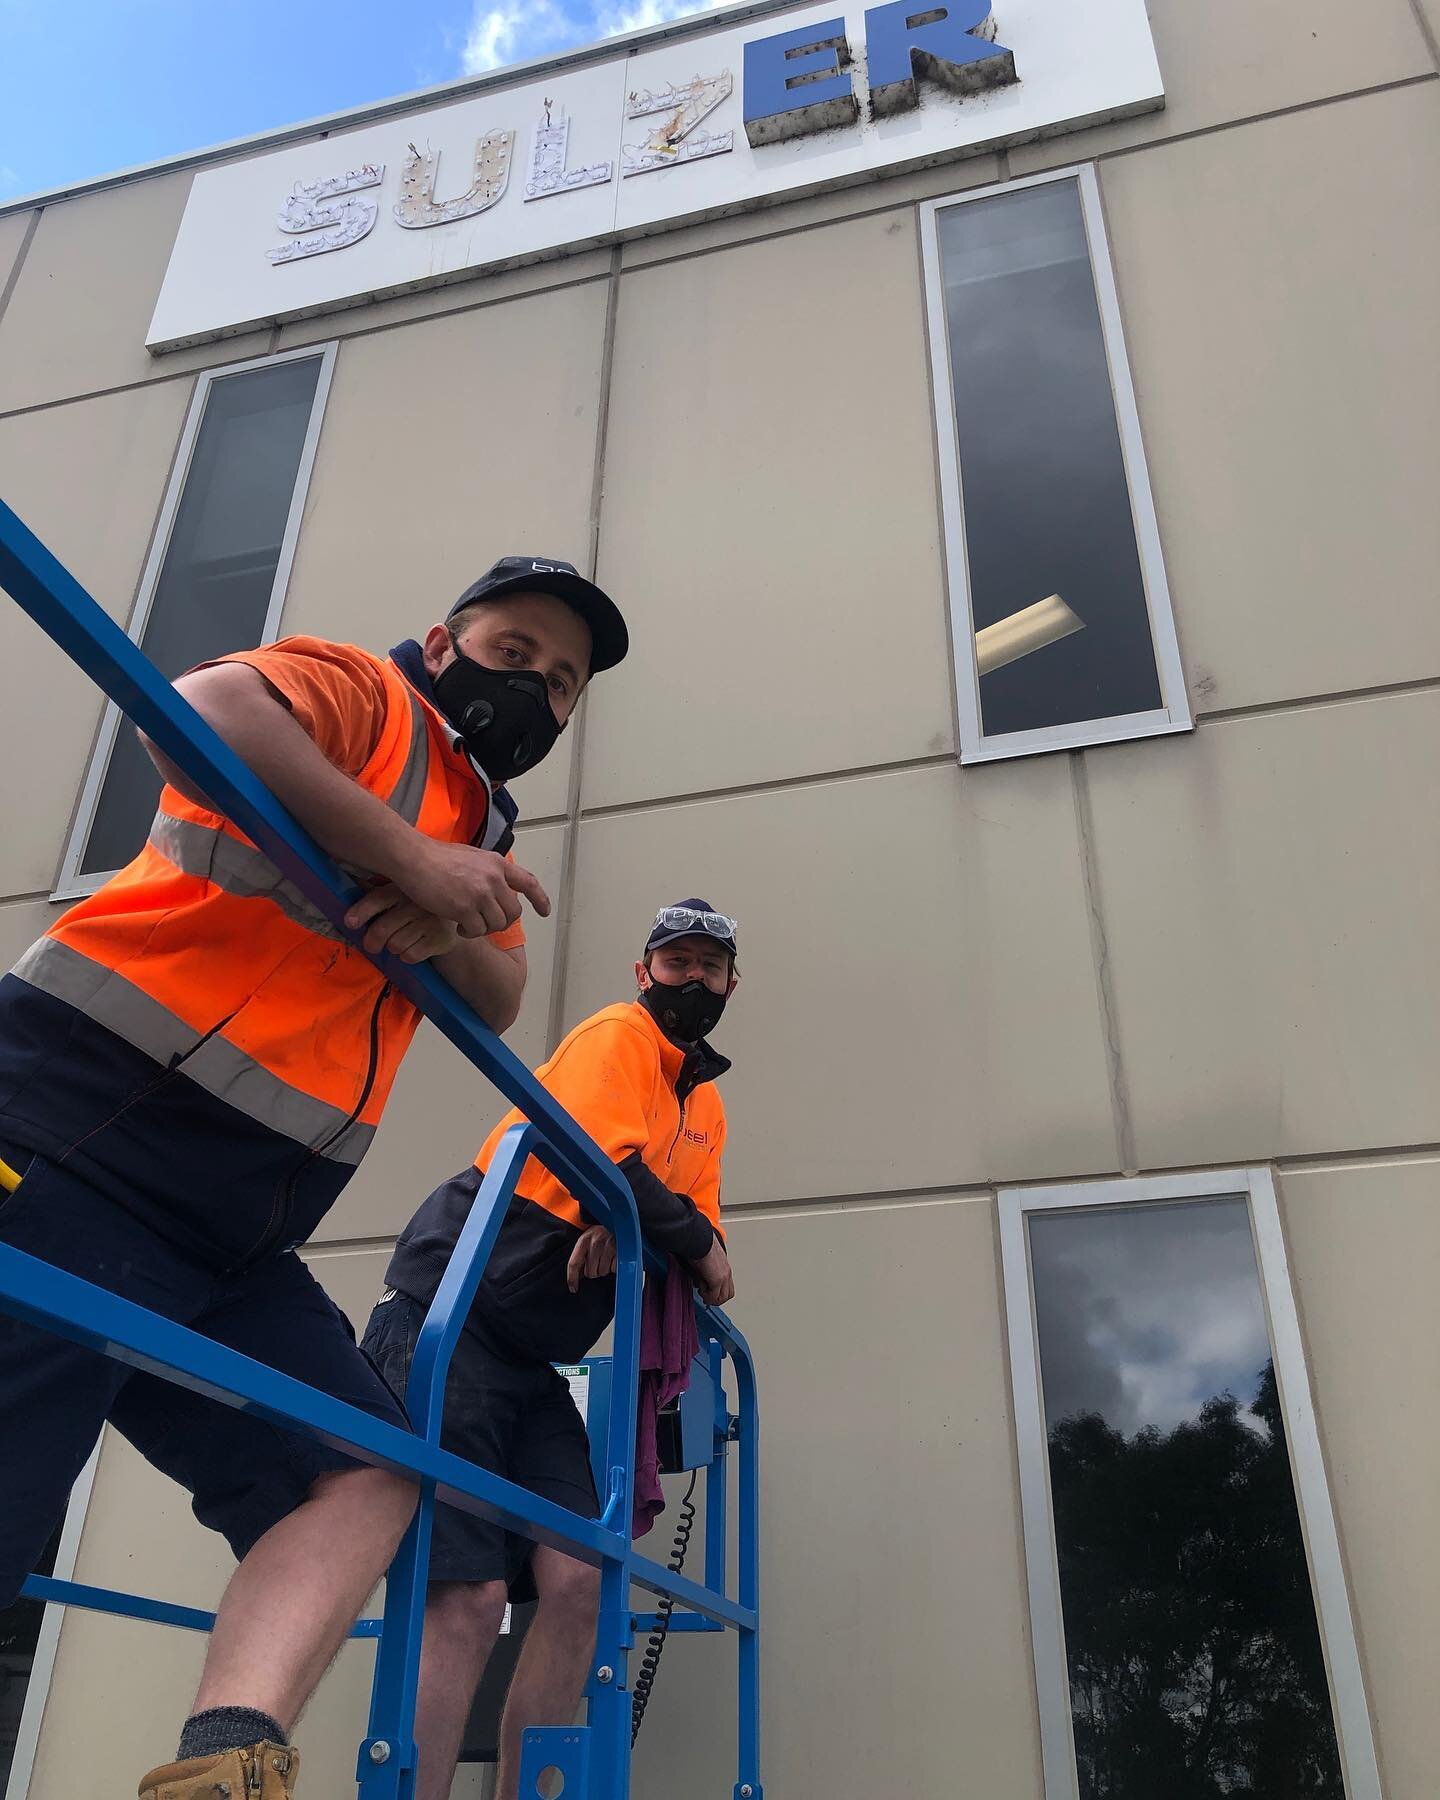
[652, 906, 738, 940]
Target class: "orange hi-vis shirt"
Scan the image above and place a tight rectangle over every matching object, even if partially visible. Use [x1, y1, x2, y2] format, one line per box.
[478, 1000, 727, 1235]
[11, 637, 522, 1177]
[388, 998, 727, 1362]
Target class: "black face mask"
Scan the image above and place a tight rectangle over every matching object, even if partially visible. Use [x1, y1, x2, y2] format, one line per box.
[432, 641, 562, 779]
[640, 977, 728, 1044]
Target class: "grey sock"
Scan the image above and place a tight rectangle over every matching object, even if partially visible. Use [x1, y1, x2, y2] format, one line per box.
[177, 1706, 287, 1761]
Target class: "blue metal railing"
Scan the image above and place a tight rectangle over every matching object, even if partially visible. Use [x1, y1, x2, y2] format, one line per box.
[0, 496, 762, 1800]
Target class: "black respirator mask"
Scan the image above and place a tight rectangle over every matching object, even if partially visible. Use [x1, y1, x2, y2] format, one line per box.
[640, 977, 729, 1044]
[432, 634, 563, 780]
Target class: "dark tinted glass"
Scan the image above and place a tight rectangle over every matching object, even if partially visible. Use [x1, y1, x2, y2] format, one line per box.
[939, 180, 1161, 738]
[1029, 1198, 1345, 1798]
[80, 355, 322, 875]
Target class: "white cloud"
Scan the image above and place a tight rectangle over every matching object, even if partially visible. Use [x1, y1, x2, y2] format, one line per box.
[0, 165, 20, 194]
[1031, 1198, 1274, 1438]
[597, 0, 733, 35]
[460, 0, 572, 74]
[459, 0, 735, 75]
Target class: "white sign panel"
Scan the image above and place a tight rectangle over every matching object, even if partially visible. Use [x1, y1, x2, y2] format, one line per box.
[147, 0, 1163, 351]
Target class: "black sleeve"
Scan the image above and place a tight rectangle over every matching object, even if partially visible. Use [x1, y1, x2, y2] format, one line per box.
[619, 1153, 717, 1261]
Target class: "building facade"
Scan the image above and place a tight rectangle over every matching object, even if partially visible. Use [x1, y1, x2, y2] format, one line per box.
[0, 0, 1436, 1794]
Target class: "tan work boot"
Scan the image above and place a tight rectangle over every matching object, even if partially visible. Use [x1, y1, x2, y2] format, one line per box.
[137, 1740, 299, 1798]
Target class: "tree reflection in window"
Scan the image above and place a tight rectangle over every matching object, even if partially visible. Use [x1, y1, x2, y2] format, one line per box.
[1031, 1198, 1345, 1797]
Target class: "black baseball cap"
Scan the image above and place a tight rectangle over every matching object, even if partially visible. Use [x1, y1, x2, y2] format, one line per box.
[645, 899, 739, 959]
[448, 556, 629, 674]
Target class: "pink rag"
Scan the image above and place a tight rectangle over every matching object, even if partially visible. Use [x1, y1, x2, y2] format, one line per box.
[631, 1256, 699, 1539]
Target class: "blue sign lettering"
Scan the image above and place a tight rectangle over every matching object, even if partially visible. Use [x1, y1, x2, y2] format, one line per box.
[742, 18, 860, 146]
[866, 1, 1017, 116]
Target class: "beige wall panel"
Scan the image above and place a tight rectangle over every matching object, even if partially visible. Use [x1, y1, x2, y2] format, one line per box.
[0, 208, 35, 297]
[587, 211, 955, 809]
[634, 1196, 1044, 1800]
[28, 1247, 393, 1800]
[1102, 84, 1440, 714]
[0, 174, 271, 413]
[279, 286, 610, 823]
[620, 151, 1003, 268]
[1086, 692, 1440, 1169]
[0, 381, 191, 893]
[564, 760, 1119, 1203]
[0, 897, 65, 967]
[320, 823, 567, 1243]
[277, 249, 613, 350]
[1279, 1155, 1440, 1800]
[1009, 0, 1433, 176]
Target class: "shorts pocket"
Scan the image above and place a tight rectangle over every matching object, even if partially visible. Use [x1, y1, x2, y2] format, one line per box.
[360, 1293, 419, 1407]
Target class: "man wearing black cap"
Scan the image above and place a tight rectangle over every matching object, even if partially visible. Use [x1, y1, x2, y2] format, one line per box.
[0, 554, 626, 1800]
[362, 901, 739, 1800]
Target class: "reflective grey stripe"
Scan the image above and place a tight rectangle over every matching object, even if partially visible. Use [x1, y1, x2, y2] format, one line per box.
[150, 812, 345, 943]
[147, 690, 436, 929]
[11, 937, 376, 1165]
[385, 691, 430, 827]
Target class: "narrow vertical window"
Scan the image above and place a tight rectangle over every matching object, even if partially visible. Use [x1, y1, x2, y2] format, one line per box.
[921, 169, 1189, 761]
[1000, 1171, 1380, 1800]
[57, 346, 335, 894]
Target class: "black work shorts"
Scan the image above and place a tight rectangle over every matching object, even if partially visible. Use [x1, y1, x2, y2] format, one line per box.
[360, 1289, 598, 1599]
[0, 1148, 410, 1608]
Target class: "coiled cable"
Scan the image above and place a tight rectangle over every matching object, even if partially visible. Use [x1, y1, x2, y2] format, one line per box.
[630, 1469, 699, 1745]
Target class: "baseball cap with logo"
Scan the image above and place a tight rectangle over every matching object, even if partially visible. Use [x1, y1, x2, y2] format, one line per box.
[448, 556, 629, 674]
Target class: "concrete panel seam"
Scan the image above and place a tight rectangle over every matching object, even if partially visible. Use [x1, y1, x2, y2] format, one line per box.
[729, 1182, 999, 1219]
[1275, 1140, 1440, 1173]
[0, 269, 613, 428]
[274, 265, 612, 355]
[0, 206, 42, 330]
[545, 243, 623, 1058]
[620, 190, 921, 281]
[1088, 70, 1439, 170]
[1402, 0, 1440, 68]
[574, 672, 1440, 827]
[1071, 749, 1137, 1174]
[579, 750, 958, 819]
[0, 361, 204, 429]
[1196, 674, 1440, 726]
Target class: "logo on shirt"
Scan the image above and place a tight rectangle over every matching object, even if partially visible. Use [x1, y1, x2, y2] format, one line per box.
[682, 1126, 710, 1147]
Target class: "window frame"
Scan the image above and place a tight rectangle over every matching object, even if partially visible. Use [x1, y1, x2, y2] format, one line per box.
[998, 1167, 1381, 1800]
[2, 1442, 100, 1800]
[52, 341, 338, 902]
[919, 164, 1191, 764]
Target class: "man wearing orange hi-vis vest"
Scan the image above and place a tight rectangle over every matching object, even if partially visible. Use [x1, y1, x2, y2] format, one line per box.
[0, 556, 627, 1799]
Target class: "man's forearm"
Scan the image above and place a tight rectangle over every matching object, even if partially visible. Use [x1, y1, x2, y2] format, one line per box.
[145, 664, 417, 881]
[433, 940, 526, 1033]
[619, 1155, 717, 1260]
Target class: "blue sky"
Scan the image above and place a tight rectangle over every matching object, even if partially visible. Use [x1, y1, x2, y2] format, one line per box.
[0, 0, 731, 202]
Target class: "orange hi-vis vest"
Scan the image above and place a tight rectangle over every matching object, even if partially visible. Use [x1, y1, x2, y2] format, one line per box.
[12, 638, 508, 1173]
